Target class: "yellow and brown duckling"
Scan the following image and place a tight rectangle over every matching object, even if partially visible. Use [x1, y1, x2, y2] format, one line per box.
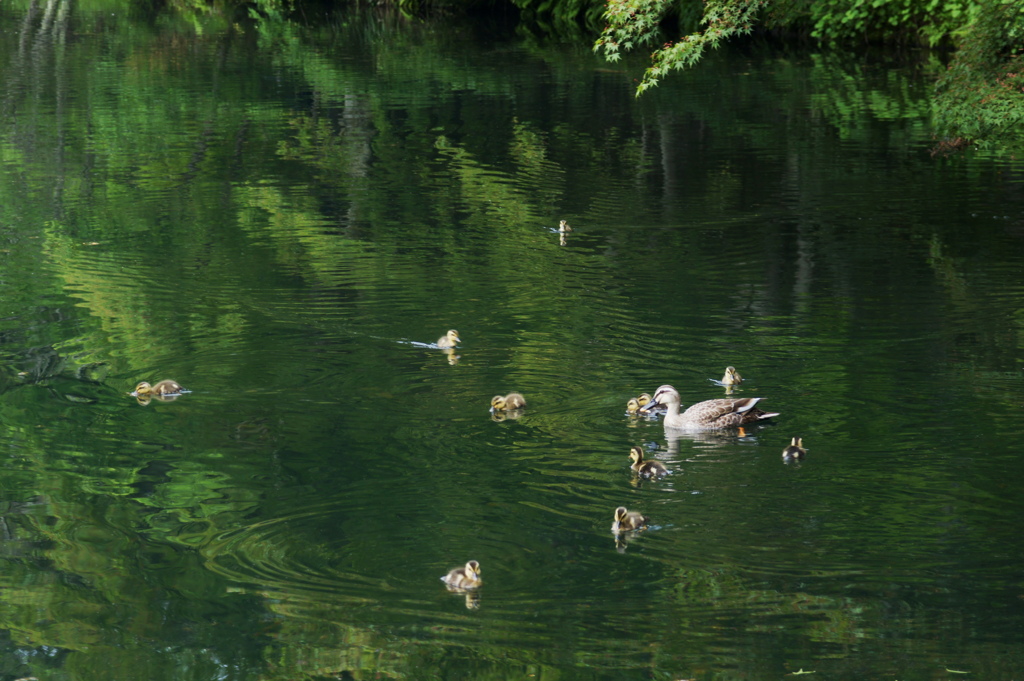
[638, 392, 666, 414]
[436, 330, 461, 349]
[441, 560, 481, 590]
[490, 392, 527, 411]
[628, 446, 668, 478]
[782, 437, 806, 462]
[721, 366, 743, 385]
[641, 384, 778, 430]
[627, 392, 664, 415]
[612, 506, 648, 533]
[130, 380, 187, 397]
[558, 220, 572, 233]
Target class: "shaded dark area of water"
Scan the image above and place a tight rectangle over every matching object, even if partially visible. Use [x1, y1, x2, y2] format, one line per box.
[0, 4, 1023, 680]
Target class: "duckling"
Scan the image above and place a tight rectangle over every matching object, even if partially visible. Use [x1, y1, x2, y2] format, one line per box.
[436, 330, 461, 349]
[640, 384, 777, 430]
[637, 392, 666, 414]
[490, 392, 526, 411]
[782, 437, 806, 462]
[441, 560, 481, 590]
[721, 366, 743, 385]
[612, 506, 648, 533]
[628, 446, 668, 478]
[558, 220, 572, 233]
[626, 392, 664, 415]
[130, 380, 187, 397]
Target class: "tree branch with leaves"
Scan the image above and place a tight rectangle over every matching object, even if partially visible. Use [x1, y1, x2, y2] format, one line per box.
[594, 0, 771, 95]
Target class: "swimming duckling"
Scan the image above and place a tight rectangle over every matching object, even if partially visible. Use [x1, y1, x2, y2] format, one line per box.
[436, 330, 461, 349]
[441, 560, 481, 590]
[641, 384, 777, 430]
[612, 506, 648, 533]
[637, 392, 666, 414]
[626, 392, 664, 415]
[782, 437, 806, 462]
[130, 380, 187, 397]
[490, 392, 527, 411]
[628, 446, 668, 478]
[558, 220, 572, 233]
[721, 366, 743, 385]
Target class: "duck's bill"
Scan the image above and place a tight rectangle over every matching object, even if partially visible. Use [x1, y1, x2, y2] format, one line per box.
[638, 401, 660, 413]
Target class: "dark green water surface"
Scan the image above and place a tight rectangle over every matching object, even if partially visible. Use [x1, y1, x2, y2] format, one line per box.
[1, 5, 1024, 680]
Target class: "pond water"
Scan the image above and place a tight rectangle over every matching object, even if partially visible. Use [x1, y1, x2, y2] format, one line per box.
[1, 5, 1024, 680]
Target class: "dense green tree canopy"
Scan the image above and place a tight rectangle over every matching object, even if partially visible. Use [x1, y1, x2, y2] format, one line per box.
[592, 0, 1024, 150]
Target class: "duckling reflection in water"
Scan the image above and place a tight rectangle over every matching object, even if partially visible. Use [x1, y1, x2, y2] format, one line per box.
[490, 392, 526, 411]
[490, 408, 524, 422]
[640, 384, 777, 430]
[782, 437, 806, 462]
[628, 446, 668, 478]
[441, 560, 481, 591]
[461, 590, 481, 609]
[436, 330, 461, 349]
[133, 393, 183, 406]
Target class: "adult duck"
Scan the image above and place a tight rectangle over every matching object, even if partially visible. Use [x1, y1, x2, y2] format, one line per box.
[641, 384, 777, 429]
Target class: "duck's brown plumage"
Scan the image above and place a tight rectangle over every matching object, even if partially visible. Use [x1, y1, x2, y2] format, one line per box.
[641, 384, 777, 429]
